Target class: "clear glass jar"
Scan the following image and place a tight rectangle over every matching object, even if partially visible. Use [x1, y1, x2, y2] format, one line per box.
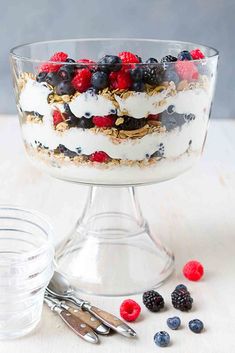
[0, 206, 54, 339]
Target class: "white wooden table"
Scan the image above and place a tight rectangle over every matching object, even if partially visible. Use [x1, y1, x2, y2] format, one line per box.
[0, 116, 235, 353]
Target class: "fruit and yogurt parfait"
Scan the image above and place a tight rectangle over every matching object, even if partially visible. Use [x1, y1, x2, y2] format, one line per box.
[13, 44, 217, 184]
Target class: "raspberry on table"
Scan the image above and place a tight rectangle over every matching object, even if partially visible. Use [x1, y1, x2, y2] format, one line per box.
[183, 260, 204, 281]
[190, 49, 205, 60]
[120, 299, 141, 322]
[53, 110, 64, 126]
[142, 290, 164, 312]
[71, 68, 92, 92]
[90, 151, 109, 163]
[175, 60, 199, 80]
[92, 115, 114, 128]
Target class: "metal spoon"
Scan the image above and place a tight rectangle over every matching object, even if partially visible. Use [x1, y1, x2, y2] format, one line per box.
[47, 271, 137, 338]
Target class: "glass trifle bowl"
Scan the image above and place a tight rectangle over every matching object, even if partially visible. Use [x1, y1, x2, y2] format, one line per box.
[10, 39, 218, 296]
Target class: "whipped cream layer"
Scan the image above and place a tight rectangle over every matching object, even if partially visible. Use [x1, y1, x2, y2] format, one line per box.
[22, 113, 209, 161]
[19, 79, 210, 119]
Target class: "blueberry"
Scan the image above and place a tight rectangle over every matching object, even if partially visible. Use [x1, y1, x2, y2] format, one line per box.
[91, 71, 108, 90]
[167, 105, 175, 114]
[98, 55, 122, 72]
[178, 50, 192, 61]
[143, 64, 164, 85]
[77, 117, 94, 129]
[175, 284, 188, 291]
[154, 331, 170, 347]
[161, 112, 186, 131]
[66, 58, 76, 63]
[58, 65, 75, 80]
[167, 317, 181, 330]
[164, 70, 180, 84]
[136, 55, 142, 63]
[132, 81, 145, 92]
[36, 72, 47, 83]
[185, 113, 196, 122]
[110, 108, 117, 114]
[45, 72, 61, 86]
[130, 67, 143, 82]
[86, 87, 98, 95]
[151, 144, 165, 158]
[56, 81, 75, 95]
[189, 319, 204, 334]
[84, 112, 91, 117]
[146, 57, 158, 64]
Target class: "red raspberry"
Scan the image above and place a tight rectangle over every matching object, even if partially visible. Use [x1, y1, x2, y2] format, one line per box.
[175, 61, 199, 81]
[109, 71, 118, 89]
[116, 69, 132, 89]
[183, 260, 204, 281]
[53, 110, 64, 126]
[39, 52, 68, 73]
[90, 151, 109, 163]
[118, 51, 140, 64]
[92, 115, 114, 127]
[190, 49, 205, 60]
[77, 59, 97, 70]
[120, 299, 141, 322]
[71, 68, 92, 92]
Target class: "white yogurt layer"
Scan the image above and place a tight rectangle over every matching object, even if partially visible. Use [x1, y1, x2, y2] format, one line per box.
[19, 79, 52, 116]
[19, 79, 210, 119]
[22, 112, 209, 161]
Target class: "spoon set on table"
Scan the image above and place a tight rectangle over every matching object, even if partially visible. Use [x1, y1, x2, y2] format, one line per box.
[45, 271, 137, 344]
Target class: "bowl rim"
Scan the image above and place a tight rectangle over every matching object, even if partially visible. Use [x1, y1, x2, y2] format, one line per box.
[9, 37, 219, 64]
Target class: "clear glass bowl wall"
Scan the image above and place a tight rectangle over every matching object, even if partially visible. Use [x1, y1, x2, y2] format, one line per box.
[10, 39, 218, 185]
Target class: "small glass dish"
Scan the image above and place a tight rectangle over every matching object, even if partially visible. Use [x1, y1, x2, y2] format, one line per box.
[0, 206, 54, 339]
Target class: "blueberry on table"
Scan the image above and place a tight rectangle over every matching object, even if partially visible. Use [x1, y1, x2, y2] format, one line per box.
[154, 331, 170, 347]
[175, 284, 188, 291]
[167, 316, 181, 330]
[56, 80, 75, 95]
[178, 50, 193, 61]
[189, 319, 204, 333]
[91, 71, 109, 90]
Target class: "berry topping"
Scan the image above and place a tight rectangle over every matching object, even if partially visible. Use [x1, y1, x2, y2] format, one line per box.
[190, 48, 205, 60]
[171, 287, 193, 311]
[91, 71, 109, 90]
[58, 65, 75, 80]
[36, 72, 48, 83]
[92, 115, 114, 127]
[39, 52, 68, 73]
[167, 316, 181, 330]
[148, 114, 160, 120]
[53, 110, 64, 126]
[98, 55, 122, 72]
[143, 290, 164, 312]
[164, 69, 180, 84]
[118, 51, 140, 64]
[72, 68, 92, 92]
[183, 260, 204, 281]
[161, 55, 177, 63]
[189, 319, 204, 334]
[175, 60, 199, 80]
[117, 116, 146, 131]
[132, 81, 145, 92]
[146, 57, 158, 64]
[50, 52, 68, 62]
[45, 72, 61, 86]
[130, 67, 143, 82]
[116, 69, 132, 89]
[154, 331, 170, 347]
[76, 59, 97, 71]
[178, 50, 192, 61]
[56, 80, 75, 96]
[143, 64, 165, 85]
[120, 299, 141, 322]
[77, 117, 94, 129]
[90, 151, 109, 163]
[66, 58, 76, 63]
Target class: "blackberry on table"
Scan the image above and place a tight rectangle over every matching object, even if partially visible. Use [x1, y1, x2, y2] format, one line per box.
[143, 290, 164, 312]
[171, 287, 193, 311]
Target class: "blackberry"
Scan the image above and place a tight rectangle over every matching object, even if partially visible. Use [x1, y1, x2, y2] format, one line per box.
[143, 290, 164, 312]
[143, 64, 164, 85]
[171, 287, 193, 311]
[161, 55, 177, 63]
[117, 117, 146, 131]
